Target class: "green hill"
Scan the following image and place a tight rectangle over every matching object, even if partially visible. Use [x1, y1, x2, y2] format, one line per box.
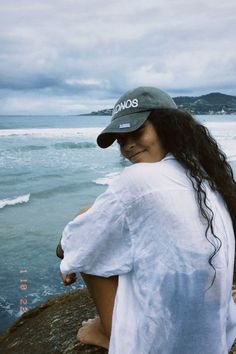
[79, 92, 236, 116]
[173, 92, 236, 114]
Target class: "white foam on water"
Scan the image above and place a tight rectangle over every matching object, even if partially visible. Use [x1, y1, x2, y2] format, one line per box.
[229, 155, 236, 162]
[204, 121, 236, 161]
[205, 121, 236, 137]
[0, 295, 16, 317]
[93, 171, 121, 185]
[0, 127, 103, 138]
[0, 194, 30, 209]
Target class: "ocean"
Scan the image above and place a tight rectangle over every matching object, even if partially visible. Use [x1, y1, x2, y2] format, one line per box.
[0, 114, 236, 334]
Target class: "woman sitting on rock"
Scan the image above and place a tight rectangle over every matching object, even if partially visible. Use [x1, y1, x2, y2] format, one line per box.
[57, 86, 236, 354]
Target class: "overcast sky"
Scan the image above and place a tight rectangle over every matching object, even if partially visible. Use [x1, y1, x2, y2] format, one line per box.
[0, 0, 235, 115]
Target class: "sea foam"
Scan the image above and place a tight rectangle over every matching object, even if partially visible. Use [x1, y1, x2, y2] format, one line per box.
[93, 171, 121, 185]
[0, 194, 30, 209]
[0, 296, 15, 316]
[54, 141, 96, 149]
[0, 127, 103, 138]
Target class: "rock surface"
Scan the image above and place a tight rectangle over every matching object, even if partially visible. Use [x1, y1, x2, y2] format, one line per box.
[0, 288, 236, 353]
[0, 288, 107, 354]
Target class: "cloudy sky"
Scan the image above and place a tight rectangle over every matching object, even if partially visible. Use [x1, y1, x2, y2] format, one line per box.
[0, 0, 235, 115]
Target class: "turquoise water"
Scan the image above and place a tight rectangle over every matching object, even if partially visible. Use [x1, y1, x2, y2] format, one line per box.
[0, 114, 236, 333]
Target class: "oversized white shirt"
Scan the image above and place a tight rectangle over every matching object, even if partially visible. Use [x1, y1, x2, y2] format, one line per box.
[60, 154, 236, 354]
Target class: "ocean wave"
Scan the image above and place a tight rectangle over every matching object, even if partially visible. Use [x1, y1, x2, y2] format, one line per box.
[93, 171, 121, 186]
[54, 142, 96, 149]
[0, 194, 30, 209]
[32, 184, 82, 199]
[0, 172, 30, 186]
[0, 127, 102, 138]
[205, 122, 236, 138]
[1, 142, 96, 154]
[19, 145, 47, 152]
[3, 145, 48, 153]
[0, 296, 15, 316]
[205, 121, 236, 128]
[29, 173, 62, 181]
[229, 155, 236, 162]
[0, 179, 22, 186]
[1, 171, 30, 178]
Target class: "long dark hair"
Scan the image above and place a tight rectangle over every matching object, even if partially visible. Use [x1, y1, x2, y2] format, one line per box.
[148, 109, 236, 285]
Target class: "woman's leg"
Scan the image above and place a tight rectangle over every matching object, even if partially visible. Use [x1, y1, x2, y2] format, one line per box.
[81, 273, 118, 336]
[67, 206, 118, 347]
[77, 273, 118, 348]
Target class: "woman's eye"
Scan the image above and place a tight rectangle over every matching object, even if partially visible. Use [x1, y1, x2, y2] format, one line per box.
[137, 124, 145, 132]
[135, 126, 144, 135]
[117, 138, 124, 146]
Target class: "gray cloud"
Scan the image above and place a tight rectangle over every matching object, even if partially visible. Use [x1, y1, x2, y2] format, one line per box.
[0, 0, 235, 114]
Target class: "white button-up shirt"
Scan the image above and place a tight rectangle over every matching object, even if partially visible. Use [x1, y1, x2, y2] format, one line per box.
[60, 154, 236, 353]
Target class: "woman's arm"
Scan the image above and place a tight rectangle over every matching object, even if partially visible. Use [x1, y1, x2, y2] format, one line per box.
[56, 204, 93, 284]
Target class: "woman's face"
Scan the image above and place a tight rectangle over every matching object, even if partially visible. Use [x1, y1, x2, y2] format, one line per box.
[117, 120, 166, 163]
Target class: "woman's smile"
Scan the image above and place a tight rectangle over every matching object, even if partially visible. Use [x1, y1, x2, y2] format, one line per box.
[129, 149, 146, 162]
[117, 120, 166, 163]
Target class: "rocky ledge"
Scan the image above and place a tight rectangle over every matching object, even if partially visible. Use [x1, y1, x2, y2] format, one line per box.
[0, 288, 107, 354]
[0, 288, 236, 353]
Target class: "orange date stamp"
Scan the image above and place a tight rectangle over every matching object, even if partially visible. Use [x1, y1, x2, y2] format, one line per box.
[19, 268, 28, 315]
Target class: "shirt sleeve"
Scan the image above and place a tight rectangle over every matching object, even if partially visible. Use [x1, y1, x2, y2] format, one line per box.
[60, 186, 133, 277]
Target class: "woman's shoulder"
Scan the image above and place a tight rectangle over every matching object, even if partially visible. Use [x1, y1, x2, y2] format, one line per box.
[113, 154, 183, 190]
[120, 153, 180, 178]
[107, 154, 191, 204]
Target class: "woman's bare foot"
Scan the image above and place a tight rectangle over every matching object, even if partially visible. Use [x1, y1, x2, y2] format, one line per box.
[77, 316, 109, 349]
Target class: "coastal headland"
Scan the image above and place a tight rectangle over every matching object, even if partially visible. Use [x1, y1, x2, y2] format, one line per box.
[80, 92, 236, 116]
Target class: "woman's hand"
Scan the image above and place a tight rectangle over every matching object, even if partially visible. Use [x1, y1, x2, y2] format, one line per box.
[61, 272, 77, 286]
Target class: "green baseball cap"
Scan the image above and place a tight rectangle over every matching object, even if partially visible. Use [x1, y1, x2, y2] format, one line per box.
[97, 86, 177, 148]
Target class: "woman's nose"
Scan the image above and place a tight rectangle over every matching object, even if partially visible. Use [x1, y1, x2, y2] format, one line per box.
[122, 134, 136, 151]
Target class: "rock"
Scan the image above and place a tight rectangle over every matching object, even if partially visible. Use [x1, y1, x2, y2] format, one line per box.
[1, 287, 236, 353]
[230, 289, 236, 354]
[0, 288, 107, 354]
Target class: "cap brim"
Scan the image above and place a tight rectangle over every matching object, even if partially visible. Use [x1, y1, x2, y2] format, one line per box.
[97, 111, 151, 148]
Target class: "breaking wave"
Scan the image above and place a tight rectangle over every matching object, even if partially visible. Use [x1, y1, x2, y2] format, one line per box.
[54, 142, 96, 149]
[32, 182, 92, 200]
[0, 194, 30, 209]
[0, 127, 102, 138]
[93, 171, 121, 186]
[19, 145, 47, 152]
[0, 296, 15, 317]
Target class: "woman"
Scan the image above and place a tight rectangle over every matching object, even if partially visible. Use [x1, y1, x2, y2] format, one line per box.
[58, 87, 236, 353]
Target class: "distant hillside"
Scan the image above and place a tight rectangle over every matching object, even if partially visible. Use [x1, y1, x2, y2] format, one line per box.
[79, 92, 236, 116]
[174, 92, 236, 114]
[81, 109, 113, 116]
